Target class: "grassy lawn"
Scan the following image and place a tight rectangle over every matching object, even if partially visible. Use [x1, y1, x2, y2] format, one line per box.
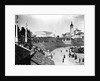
[32, 37, 84, 52]
[32, 37, 68, 52]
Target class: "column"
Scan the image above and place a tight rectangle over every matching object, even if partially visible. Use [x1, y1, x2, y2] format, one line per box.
[15, 25, 18, 42]
[25, 27, 27, 42]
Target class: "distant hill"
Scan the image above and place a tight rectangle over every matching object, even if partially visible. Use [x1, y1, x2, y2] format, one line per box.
[42, 31, 52, 35]
[34, 31, 53, 37]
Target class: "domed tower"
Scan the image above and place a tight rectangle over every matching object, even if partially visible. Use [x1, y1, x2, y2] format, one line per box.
[70, 21, 74, 36]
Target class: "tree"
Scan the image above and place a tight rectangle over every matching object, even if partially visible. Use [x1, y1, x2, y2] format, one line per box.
[18, 26, 21, 44]
[57, 35, 60, 38]
[62, 34, 66, 37]
[18, 27, 25, 45]
[21, 27, 25, 36]
[71, 38, 84, 46]
[27, 29, 33, 49]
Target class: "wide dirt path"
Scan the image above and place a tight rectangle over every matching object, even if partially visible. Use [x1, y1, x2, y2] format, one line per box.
[51, 47, 81, 65]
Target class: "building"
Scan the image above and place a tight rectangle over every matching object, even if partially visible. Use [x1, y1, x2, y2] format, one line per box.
[62, 32, 71, 40]
[74, 28, 81, 35]
[69, 22, 84, 39]
[74, 28, 84, 38]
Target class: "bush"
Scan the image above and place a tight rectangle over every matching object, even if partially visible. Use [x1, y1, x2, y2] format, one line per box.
[74, 47, 84, 53]
[71, 38, 84, 46]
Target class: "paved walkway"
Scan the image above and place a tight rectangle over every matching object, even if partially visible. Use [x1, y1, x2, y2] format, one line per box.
[50, 47, 83, 65]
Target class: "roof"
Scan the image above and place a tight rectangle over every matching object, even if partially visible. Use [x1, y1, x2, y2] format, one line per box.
[75, 32, 84, 35]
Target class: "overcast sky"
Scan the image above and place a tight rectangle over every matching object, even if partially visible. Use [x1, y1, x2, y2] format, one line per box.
[16, 15, 84, 36]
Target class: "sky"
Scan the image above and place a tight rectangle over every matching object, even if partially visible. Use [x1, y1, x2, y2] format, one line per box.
[16, 15, 84, 36]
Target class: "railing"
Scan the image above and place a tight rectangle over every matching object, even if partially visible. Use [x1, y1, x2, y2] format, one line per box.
[15, 43, 31, 51]
[15, 43, 46, 65]
[15, 43, 54, 65]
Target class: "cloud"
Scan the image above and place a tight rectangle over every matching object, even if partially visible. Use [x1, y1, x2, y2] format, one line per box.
[73, 15, 84, 31]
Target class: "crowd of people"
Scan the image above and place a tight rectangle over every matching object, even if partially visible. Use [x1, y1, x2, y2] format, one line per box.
[68, 47, 84, 63]
[61, 47, 84, 64]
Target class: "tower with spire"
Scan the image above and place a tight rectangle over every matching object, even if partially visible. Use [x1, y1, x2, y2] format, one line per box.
[70, 21, 74, 36]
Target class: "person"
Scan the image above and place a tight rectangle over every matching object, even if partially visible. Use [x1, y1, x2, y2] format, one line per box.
[72, 52, 75, 58]
[69, 49, 71, 57]
[74, 54, 77, 60]
[51, 53, 53, 59]
[64, 54, 65, 58]
[66, 50, 67, 52]
[79, 58, 81, 63]
[62, 55, 65, 63]
[82, 58, 84, 62]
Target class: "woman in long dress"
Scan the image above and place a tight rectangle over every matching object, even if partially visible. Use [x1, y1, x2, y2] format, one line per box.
[62, 55, 65, 63]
